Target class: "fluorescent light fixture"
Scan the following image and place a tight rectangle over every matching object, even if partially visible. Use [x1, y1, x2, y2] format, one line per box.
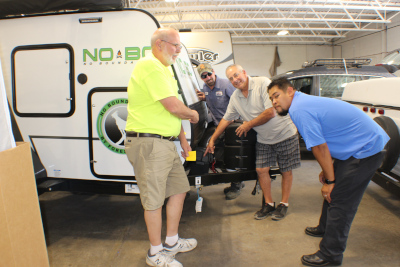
[165, 0, 179, 2]
[277, 30, 289, 36]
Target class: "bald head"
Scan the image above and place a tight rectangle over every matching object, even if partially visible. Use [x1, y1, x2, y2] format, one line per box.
[151, 28, 179, 47]
[226, 64, 244, 75]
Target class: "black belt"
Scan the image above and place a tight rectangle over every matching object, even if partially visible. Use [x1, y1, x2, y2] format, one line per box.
[126, 131, 176, 141]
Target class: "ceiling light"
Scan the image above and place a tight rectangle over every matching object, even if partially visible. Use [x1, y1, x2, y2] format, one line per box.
[165, 0, 179, 2]
[277, 30, 289, 36]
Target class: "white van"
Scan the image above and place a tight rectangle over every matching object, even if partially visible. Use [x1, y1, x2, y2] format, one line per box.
[0, 7, 274, 194]
[342, 78, 400, 196]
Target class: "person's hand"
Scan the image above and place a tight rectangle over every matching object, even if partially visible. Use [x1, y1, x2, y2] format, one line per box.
[319, 171, 325, 184]
[204, 139, 215, 156]
[235, 121, 251, 137]
[189, 110, 199, 124]
[321, 183, 334, 203]
[180, 139, 191, 158]
[196, 89, 206, 101]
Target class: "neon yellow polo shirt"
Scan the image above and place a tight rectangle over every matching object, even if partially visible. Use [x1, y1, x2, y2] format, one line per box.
[125, 53, 181, 137]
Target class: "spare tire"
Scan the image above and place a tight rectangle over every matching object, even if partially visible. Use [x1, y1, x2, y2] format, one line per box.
[373, 116, 400, 172]
[224, 122, 257, 146]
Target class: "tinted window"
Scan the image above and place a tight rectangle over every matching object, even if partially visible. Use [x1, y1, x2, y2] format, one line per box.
[291, 77, 313, 94]
[363, 76, 384, 81]
[319, 75, 362, 98]
[380, 49, 400, 65]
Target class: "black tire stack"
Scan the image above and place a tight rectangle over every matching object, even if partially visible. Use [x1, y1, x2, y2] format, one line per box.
[224, 122, 257, 170]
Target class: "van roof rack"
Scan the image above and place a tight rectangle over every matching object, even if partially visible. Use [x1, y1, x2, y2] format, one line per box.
[302, 58, 371, 68]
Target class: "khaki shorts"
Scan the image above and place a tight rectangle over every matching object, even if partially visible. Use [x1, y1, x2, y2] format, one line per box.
[125, 136, 190, 210]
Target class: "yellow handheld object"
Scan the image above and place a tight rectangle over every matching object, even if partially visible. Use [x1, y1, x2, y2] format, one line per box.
[186, 151, 196, 161]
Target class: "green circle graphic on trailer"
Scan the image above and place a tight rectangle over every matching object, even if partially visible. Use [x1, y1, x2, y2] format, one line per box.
[97, 98, 128, 154]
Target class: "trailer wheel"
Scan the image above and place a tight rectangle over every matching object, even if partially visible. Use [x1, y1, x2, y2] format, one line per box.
[198, 126, 217, 147]
[373, 116, 400, 172]
[198, 126, 224, 162]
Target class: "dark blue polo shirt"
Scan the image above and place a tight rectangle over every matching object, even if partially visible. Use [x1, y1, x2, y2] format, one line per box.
[202, 75, 236, 125]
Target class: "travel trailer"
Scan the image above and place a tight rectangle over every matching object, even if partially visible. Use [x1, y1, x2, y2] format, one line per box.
[0, 6, 278, 194]
[342, 78, 400, 197]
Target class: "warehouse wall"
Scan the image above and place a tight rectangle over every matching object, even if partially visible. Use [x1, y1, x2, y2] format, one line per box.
[230, 13, 400, 79]
[232, 44, 333, 78]
[333, 12, 400, 65]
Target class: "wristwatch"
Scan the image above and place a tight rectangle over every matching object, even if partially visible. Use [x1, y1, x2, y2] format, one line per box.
[325, 179, 336, 184]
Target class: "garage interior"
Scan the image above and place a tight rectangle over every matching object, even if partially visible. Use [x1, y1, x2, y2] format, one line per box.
[1, 1, 400, 267]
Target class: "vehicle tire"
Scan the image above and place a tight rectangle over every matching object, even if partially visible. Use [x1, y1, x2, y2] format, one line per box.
[224, 145, 256, 170]
[224, 122, 257, 146]
[373, 116, 400, 172]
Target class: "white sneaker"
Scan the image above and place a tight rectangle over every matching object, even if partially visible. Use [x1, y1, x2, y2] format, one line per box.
[146, 250, 182, 267]
[164, 238, 198, 255]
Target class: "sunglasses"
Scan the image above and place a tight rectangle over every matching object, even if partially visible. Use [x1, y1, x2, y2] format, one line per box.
[201, 72, 213, 79]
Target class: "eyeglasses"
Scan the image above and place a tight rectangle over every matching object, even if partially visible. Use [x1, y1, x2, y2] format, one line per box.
[201, 72, 213, 79]
[161, 40, 183, 50]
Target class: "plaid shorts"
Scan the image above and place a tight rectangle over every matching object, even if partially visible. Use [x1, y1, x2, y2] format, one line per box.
[256, 134, 301, 172]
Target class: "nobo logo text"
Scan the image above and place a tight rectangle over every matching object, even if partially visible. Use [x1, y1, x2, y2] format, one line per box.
[83, 47, 151, 62]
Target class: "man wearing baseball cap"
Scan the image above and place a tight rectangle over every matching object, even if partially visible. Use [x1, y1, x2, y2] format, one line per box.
[196, 63, 243, 200]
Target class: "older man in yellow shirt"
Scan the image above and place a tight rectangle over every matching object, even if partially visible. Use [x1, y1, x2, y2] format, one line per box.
[125, 28, 199, 267]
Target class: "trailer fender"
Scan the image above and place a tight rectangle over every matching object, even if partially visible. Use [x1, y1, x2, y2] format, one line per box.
[373, 116, 400, 172]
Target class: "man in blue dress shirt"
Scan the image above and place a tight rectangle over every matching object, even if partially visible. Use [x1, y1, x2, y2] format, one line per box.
[268, 77, 389, 266]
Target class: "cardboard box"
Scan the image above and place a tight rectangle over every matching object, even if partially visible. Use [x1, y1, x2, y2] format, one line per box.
[0, 142, 49, 267]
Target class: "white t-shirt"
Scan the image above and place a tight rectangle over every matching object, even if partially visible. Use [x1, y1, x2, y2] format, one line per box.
[223, 76, 297, 144]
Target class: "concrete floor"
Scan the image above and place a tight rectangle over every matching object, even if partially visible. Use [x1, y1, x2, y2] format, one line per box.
[39, 155, 400, 267]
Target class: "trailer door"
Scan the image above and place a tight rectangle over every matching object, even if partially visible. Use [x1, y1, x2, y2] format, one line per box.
[12, 44, 74, 116]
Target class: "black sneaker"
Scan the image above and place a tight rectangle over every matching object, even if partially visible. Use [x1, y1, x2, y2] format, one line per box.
[224, 182, 245, 200]
[225, 188, 241, 200]
[254, 203, 275, 220]
[223, 184, 234, 194]
[223, 186, 231, 194]
[271, 203, 288, 221]
[224, 181, 245, 193]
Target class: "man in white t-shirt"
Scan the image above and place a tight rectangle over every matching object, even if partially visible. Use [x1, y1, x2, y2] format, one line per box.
[205, 64, 300, 221]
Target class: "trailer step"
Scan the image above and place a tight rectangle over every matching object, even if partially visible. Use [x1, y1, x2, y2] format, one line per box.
[37, 179, 67, 194]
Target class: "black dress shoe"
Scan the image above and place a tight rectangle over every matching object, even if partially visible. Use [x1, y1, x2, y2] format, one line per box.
[305, 226, 324, 237]
[301, 253, 341, 266]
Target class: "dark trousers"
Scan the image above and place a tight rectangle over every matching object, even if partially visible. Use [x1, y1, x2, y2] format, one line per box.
[316, 151, 385, 263]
